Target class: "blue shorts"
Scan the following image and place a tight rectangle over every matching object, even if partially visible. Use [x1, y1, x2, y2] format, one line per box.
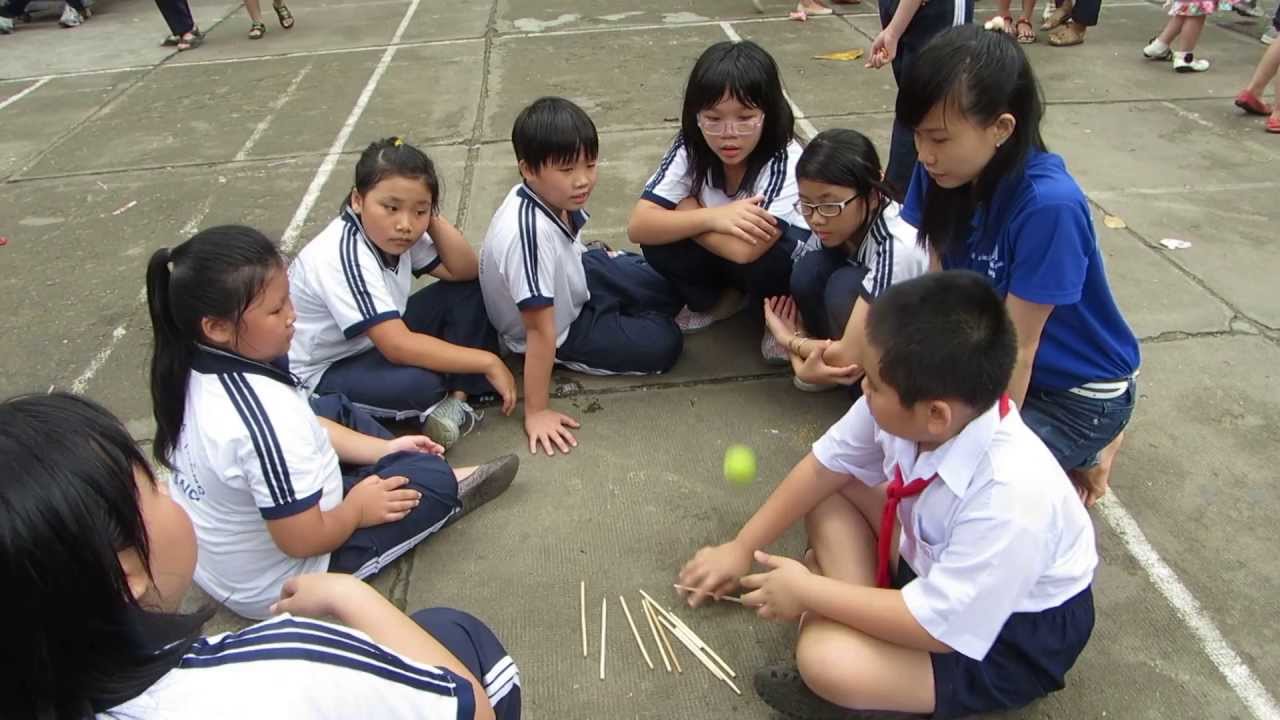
[1020, 380, 1137, 470]
[894, 563, 1095, 720]
[411, 608, 522, 719]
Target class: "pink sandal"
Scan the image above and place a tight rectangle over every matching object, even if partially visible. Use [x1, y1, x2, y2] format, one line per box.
[1235, 90, 1272, 116]
[1267, 116, 1280, 134]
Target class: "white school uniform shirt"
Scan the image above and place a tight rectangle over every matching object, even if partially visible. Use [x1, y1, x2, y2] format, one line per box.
[168, 346, 342, 620]
[478, 183, 591, 354]
[99, 614, 501, 720]
[288, 207, 442, 391]
[795, 200, 931, 301]
[811, 397, 1098, 660]
[640, 134, 810, 251]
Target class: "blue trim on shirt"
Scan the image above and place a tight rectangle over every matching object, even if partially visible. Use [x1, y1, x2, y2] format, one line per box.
[258, 489, 322, 519]
[342, 310, 400, 339]
[412, 257, 443, 278]
[644, 136, 685, 194]
[518, 197, 541, 298]
[640, 189, 677, 210]
[515, 184, 591, 239]
[339, 222, 379, 321]
[516, 296, 554, 310]
[193, 345, 300, 387]
[217, 373, 295, 506]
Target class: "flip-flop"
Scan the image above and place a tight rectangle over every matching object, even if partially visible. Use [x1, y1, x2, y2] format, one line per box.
[1016, 16, 1037, 43]
[176, 29, 203, 51]
[1235, 90, 1272, 116]
[1267, 116, 1280, 134]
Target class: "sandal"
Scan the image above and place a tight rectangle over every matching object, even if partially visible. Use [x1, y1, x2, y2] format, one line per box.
[161, 33, 179, 46]
[1267, 116, 1280, 134]
[1234, 89, 1272, 116]
[1042, 0, 1073, 29]
[272, 1, 294, 29]
[1016, 15, 1037, 42]
[1048, 19, 1086, 46]
[248, 21, 265, 39]
[176, 28, 202, 51]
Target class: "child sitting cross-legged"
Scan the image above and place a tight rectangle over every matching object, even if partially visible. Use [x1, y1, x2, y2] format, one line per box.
[678, 270, 1098, 720]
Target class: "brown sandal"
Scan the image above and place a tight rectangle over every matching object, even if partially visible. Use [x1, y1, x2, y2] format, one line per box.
[1016, 16, 1037, 43]
[1048, 19, 1087, 46]
[1042, 0, 1072, 29]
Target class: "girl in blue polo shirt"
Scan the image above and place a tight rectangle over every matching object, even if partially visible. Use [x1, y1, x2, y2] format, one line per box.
[0, 392, 520, 720]
[897, 25, 1140, 506]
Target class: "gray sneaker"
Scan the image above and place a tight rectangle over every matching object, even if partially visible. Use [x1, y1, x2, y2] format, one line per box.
[59, 4, 83, 27]
[0, 16, 14, 33]
[423, 397, 482, 450]
[1263, 26, 1278, 45]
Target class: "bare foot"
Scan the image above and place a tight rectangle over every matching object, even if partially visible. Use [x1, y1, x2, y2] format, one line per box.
[1070, 431, 1125, 507]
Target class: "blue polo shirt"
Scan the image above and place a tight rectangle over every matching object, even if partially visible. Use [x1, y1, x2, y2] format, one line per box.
[903, 151, 1140, 391]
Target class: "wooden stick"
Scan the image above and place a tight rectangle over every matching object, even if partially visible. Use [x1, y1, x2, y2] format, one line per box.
[642, 597, 671, 672]
[618, 596, 654, 670]
[647, 599, 682, 674]
[639, 589, 737, 679]
[673, 583, 745, 604]
[580, 581, 588, 659]
[599, 597, 607, 681]
[655, 614, 742, 696]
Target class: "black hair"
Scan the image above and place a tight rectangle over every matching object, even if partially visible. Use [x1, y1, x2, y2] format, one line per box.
[796, 128, 899, 254]
[865, 270, 1016, 410]
[146, 226, 284, 469]
[679, 40, 795, 197]
[511, 97, 600, 173]
[895, 25, 1046, 260]
[349, 136, 442, 213]
[0, 392, 213, 718]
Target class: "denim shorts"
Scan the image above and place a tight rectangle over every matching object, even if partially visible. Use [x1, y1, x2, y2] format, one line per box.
[1019, 380, 1137, 470]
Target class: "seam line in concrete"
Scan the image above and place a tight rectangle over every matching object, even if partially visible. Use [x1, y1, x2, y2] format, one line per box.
[453, 0, 500, 233]
[233, 61, 315, 162]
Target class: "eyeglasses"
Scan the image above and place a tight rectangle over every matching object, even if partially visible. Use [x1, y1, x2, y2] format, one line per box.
[696, 115, 764, 136]
[795, 195, 861, 218]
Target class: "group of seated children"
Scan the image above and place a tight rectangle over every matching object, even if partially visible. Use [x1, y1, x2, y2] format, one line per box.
[4, 24, 1140, 720]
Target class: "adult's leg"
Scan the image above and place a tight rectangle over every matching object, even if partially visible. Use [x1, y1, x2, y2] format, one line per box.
[791, 482, 936, 714]
[0, 0, 32, 17]
[328, 451, 461, 577]
[641, 240, 730, 312]
[403, 280, 500, 397]
[410, 608, 522, 720]
[789, 249, 844, 339]
[1245, 36, 1280, 95]
[153, 0, 195, 34]
[1069, 0, 1099, 26]
[315, 347, 449, 422]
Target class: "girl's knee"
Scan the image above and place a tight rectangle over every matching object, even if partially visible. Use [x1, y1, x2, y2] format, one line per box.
[796, 628, 874, 707]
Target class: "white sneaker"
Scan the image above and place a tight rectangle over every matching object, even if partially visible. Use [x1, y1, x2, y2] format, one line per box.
[0, 16, 14, 33]
[59, 5, 83, 27]
[673, 289, 747, 335]
[1263, 27, 1278, 45]
[1143, 38, 1171, 60]
[761, 332, 790, 366]
[423, 397, 482, 450]
[1173, 51, 1210, 72]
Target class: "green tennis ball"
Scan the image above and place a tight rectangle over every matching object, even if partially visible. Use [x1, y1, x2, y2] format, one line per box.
[724, 444, 758, 485]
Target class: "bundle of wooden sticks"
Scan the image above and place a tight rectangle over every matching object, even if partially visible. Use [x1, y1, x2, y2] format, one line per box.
[579, 581, 742, 695]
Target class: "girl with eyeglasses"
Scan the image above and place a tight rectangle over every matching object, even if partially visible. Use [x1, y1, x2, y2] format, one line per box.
[627, 40, 810, 364]
[762, 128, 930, 392]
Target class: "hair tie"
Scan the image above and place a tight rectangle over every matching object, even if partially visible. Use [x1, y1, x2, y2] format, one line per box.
[982, 16, 1007, 31]
[392, 137, 404, 147]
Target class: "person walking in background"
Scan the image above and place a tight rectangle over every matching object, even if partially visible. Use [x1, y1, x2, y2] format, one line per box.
[154, 0, 202, 50]
[244, 0, 294, 39]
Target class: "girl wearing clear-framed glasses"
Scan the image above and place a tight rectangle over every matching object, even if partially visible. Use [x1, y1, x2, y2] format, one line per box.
[627, 40, 810, 364]
[762, 128, 929, 393]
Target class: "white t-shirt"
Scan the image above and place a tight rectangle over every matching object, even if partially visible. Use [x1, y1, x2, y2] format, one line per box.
[169, 346, 342, 619]
[288, 208, 441, 391]
[478, 183, 591, 353]
[794, 200, 931, 300]
[811, 397, 1098, 660]
[99, 614, 505, 719]
[640, 134, 810, 249]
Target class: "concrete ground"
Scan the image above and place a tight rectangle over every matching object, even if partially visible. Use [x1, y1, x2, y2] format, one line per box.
[2, 0, 1278, 717]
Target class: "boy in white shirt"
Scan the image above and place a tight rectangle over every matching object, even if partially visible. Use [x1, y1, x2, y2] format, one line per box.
[479, 97, 683, 456]
[678, 270, 1098, 719]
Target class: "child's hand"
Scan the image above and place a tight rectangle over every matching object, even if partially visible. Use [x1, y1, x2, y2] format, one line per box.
[525, 408, 580, 456]
[763, 296, 800, 347]
[271, 572, 371, 619]
[709, 195, 778, 246]
[866, 29, 898, 69]
[348, 474, 421, 527]
[739, 550, 812, 621]
[797, 339, 863, 386]
[385, 435, 445, 456]
[485, 356, 518, 416]
[677, 539, 754, 608]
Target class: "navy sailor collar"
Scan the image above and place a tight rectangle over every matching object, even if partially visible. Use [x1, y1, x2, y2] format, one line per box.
[192, 344, 301, 387]
[516, 183, 590, 240]
[341, 206, 402, 272]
